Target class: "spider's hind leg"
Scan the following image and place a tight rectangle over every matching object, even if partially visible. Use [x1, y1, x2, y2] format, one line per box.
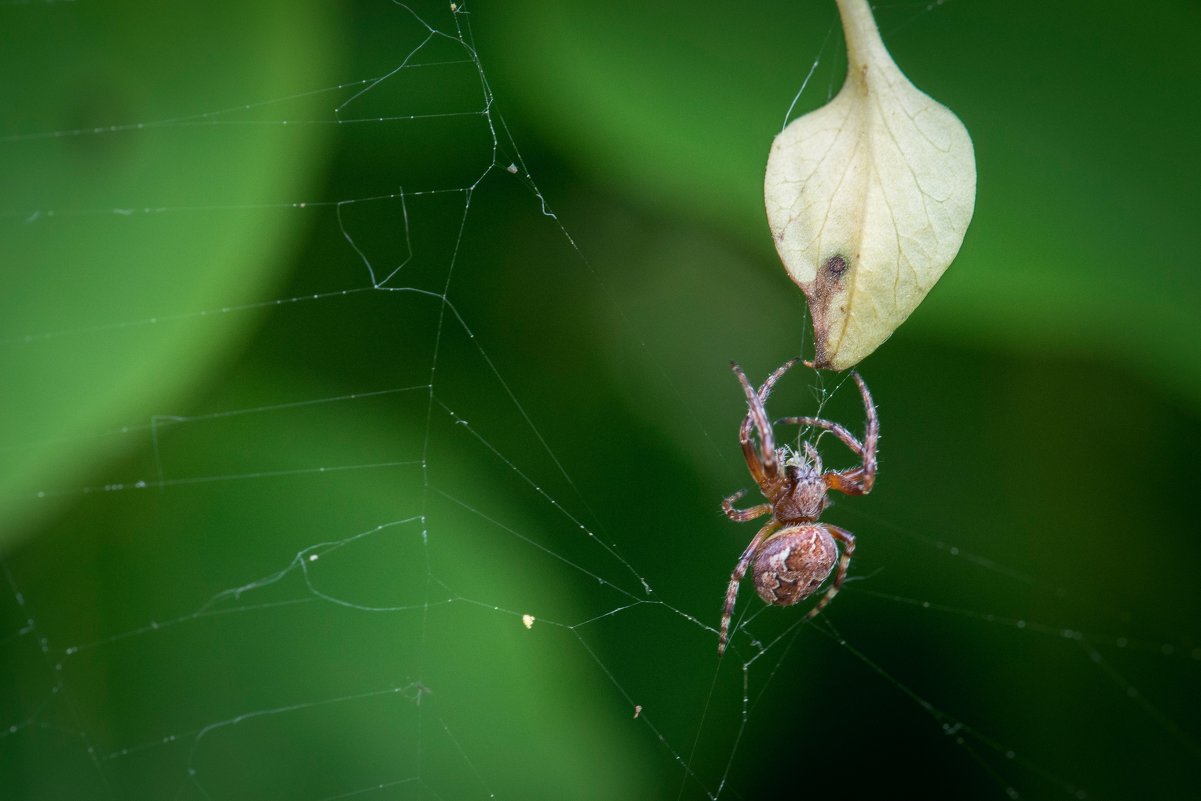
[804, 525, 855, 622]
[719, 520, 780, 655]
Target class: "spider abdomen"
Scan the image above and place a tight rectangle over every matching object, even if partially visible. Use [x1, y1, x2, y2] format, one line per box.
[752, 525, 838, 607]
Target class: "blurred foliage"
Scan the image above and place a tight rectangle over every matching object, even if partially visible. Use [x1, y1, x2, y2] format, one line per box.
[2, 1, 1200, 799]
[0, 0, 338, 543]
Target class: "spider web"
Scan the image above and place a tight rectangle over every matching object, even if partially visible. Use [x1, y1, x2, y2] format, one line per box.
[2, 2, 1200, 799]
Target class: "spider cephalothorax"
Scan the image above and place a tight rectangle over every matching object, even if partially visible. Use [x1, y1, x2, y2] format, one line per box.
[771, 444, 830, 522]
[718, 358, 877, 655]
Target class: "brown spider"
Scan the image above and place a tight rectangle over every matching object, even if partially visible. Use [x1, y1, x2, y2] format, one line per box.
[718, 358, 878, 655]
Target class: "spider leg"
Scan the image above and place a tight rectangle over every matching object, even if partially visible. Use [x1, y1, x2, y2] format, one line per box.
[732, 358, 799, 482]
[777, 371, 875, 452]
[721, 489, 773, 522]
[824, 470, 871, 495]
[756, 357, 801, 400]
[821, 371, 879, 495]
[773, 417, 864, 457]
[737, 425, 769, 490]
[718, 519, 780, 655]
[732, 362, 776, 481]
[803, 525, 855, 622]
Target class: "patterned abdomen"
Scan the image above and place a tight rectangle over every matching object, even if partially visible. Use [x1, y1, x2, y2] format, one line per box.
[752, 525, 838, 606]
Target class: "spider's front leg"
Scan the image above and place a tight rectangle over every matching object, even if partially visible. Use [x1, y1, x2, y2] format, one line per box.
[773, 417, 864, 458]
[732, 359, 798, 484]
[721, 489, 772, 523]
[821, 371, 879, 496]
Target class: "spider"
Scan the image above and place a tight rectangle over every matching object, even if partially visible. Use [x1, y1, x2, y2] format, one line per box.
[718, 358, 877, 655]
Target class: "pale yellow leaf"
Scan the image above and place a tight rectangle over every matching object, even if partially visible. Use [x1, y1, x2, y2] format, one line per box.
[765, 0, 976, 369]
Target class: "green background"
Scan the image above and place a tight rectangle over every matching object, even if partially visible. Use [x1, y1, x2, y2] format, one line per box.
[2, 1, 1199, 798]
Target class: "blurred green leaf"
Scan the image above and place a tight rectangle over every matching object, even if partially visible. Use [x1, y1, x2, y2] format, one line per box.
[0, 0, 338, 547]
[5, 362, 648, 797]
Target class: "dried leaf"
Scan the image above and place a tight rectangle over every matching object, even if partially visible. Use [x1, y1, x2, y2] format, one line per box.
[765, 0, 976, 369]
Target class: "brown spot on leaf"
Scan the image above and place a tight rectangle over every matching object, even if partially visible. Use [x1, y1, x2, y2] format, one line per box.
[804, 254, 852, 368]
[822, 254, 849, 278]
